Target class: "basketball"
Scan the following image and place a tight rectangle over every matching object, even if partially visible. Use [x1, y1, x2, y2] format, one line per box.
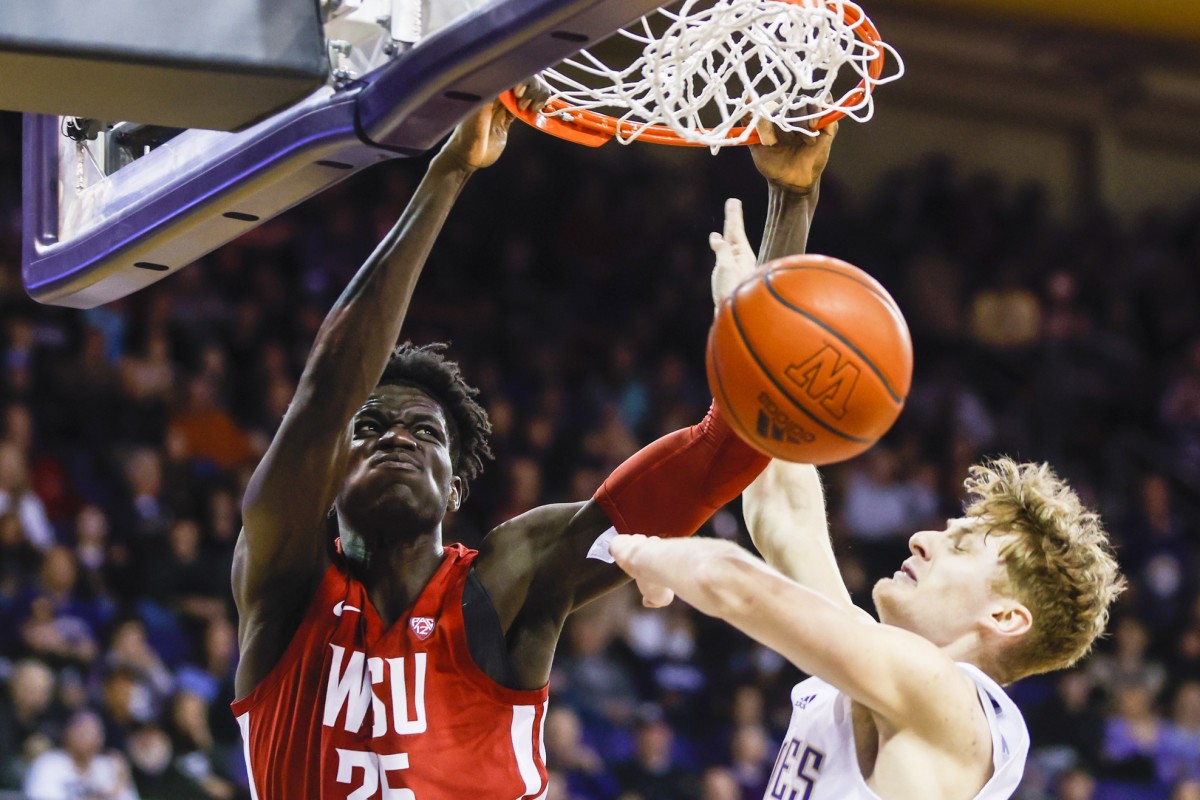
[706, 254, 913, 465]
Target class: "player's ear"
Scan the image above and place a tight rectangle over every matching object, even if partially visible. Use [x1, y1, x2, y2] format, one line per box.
[448, 477, 463, 512]
[988, 600, 1032, 638]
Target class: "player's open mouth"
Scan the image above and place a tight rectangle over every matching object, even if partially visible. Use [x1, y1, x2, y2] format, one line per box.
[371, 455, 419, 471]
[897, 562, 917, 583]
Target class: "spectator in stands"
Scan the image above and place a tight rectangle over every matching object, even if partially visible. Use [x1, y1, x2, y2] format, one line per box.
[140, 519, 226, 627]
[174, 616, 237, 707]
[118, 448, 171, 543]
[103, 620, 174, 707]
[2, 317, 36, 402]
[0, 659, 61, 789]
[24, 708, 138, 800]
[1055, 767, 1097, 800]
[698, 766, 741, 800]
[725, 723, 772, 799]
[612, 708, 695, 800]
[1160, 681, 1200, 785]
[0, 440, 54, 550]
[58, 326, 123, 449]
[169, 376, 256, 473]
[1089, 616, 1169, 701]
[1160, 339, 1200, 483]
[1121, 474, 1196, 638]
[74, 505, 115, 599]
[125, 723, 180, 799]
[165, 692, 235, 800]
[1026, 668, 1106, 779]
[553, 600, 640, 746]
[543, 706, 619, 800]
[99, 668, 152, 753]
[18, 546, 108, 668]
[1170, 622, 1200, 689]
[0, 512, 40, 609]
[1099, 678, 1170, 785]
[838, 445, 938, 578]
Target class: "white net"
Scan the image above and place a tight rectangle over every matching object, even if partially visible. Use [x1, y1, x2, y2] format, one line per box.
[538, 0, 904, 149]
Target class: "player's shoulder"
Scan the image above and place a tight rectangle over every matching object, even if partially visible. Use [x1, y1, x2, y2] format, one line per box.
[870, 639, 989, 742]
[954, 663, 1030, 749]
[954, 664, 1021, 715]
[951, 664, 1031, 796]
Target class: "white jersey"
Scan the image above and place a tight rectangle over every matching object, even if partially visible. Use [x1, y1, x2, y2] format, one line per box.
[764, 662, 1029, 800]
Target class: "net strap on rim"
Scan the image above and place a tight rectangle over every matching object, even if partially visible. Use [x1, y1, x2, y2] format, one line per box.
[502, 0, 903, 149]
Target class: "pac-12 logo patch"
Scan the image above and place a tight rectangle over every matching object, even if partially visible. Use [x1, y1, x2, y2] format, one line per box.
[410, 617, 436, 640]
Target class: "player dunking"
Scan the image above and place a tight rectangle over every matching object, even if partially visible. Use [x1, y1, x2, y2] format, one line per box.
[229, 91, 834, 798]
[611, 195, 1125, 799]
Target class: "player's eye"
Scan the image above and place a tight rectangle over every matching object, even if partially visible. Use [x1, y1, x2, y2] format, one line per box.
[353, 420, 379, 435]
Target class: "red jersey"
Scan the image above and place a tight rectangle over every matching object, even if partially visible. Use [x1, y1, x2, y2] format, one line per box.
[231, 545, 550, 799]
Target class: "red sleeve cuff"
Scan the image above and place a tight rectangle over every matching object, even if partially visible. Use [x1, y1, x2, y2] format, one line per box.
[594, 402, 768, 538]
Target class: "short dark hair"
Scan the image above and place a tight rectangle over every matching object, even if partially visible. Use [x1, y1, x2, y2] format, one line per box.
[377, 342, 492, 501]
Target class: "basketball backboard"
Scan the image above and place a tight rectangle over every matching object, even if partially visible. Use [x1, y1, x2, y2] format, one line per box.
[18, 0, 670, 308]
[0, 0, 328, 131]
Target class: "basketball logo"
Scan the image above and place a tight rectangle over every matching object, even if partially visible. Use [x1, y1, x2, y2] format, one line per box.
[755, 393, 815, 445]
[786, 344, 860, 420]
[707, 254, 912, 465]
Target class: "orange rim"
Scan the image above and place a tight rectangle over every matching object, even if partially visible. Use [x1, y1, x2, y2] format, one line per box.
[503, 0, 887, 147]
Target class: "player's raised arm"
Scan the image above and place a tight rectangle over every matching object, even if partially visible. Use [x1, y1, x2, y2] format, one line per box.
[474, 396, 770, 636]
[708, 122, 837, 299]
[742, 460, 866, 615]
[232, 97, 523, 695]
[707, 122, 856, 608]
[753, 119, 836, 263]
[609, 534, 984, 747]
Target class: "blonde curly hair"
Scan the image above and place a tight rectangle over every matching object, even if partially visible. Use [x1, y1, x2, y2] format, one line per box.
[964, 458, 1125, 682]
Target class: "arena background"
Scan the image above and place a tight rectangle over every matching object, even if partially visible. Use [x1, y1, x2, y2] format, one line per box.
[1, 1, 1199, 798]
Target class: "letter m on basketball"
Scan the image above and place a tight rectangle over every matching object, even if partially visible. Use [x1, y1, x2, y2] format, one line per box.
[786, 345, 860, 419]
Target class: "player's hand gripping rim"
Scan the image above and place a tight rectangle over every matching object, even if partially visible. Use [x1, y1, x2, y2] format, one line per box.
[440, 77, 553, 171]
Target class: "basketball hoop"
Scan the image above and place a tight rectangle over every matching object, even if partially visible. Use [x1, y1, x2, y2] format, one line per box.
[501, 0, 903, 150]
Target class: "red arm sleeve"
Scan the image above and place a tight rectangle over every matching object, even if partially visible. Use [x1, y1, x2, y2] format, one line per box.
[593, 402, 769, 539]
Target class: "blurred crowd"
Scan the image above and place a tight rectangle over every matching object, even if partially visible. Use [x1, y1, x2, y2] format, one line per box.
[0, 112, 1198, 800]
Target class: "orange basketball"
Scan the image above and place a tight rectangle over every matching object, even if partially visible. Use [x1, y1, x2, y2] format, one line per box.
[706, 254, 913, 465]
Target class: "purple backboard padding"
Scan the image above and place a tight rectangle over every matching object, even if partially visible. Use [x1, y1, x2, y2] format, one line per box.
[22, 0, 668, 307]
[22, 92, 362, 295]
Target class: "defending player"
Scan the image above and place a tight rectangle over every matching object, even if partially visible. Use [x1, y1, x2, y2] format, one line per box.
[229, 92, 835, 798]
[609, 203, 1126, 800]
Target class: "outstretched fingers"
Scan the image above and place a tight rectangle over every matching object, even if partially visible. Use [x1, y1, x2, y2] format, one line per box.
[722, 197, 751, 256]
[710, 197, 757, 307]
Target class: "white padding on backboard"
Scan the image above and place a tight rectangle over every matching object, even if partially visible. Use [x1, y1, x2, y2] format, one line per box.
[391, 0, 422, 43]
